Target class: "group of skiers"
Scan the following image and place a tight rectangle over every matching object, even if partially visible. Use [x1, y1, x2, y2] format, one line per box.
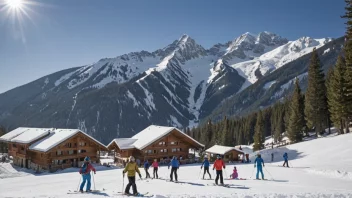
[77, 152, 290, 195]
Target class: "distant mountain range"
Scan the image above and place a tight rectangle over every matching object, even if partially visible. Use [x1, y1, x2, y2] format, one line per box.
[0, 32, 343, 144]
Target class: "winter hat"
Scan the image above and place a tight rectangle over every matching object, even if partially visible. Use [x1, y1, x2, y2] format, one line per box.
[173, 156, 177, 160]
[129, 156, 135, 162]
[84, 156, 90, 162]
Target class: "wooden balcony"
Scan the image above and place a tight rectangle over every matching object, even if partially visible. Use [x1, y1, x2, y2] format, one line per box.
[52, 153, 98, 160]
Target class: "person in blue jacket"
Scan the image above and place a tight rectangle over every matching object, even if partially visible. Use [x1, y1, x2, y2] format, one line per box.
[168, 156, 180, 182]
[201, 155, 212, 179]
[283, 152, 289, 167]
[144, 160, 151, 178]
[254, 153, 265, 180]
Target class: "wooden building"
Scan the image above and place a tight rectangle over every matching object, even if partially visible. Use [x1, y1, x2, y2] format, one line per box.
[108, 125, 204, 165]
[206, 145, 244, 162]
[0, 128, 107, 172]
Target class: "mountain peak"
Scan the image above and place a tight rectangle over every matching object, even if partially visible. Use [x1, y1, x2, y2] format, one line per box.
[178, 34, 189, 42]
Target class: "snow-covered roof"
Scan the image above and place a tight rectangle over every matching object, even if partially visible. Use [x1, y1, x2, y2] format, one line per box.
[11, 128, 52, 144]
[109, 125, 204, 150]
[29, 129, 106, 152]
[0, 127, 52, 144]
[206, 145, 244, 155]
[131, 125, 204, 150]
[108, 138, 137, 150]
[0, 127, 28, 142]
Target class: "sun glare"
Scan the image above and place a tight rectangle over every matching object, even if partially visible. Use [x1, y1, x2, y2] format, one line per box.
[6, 0, 23, 9]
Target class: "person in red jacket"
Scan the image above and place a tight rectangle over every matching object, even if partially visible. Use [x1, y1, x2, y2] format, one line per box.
[79, 156, 96, 193]
[213, 154, 225, 185]
[152, 159, 159, 179]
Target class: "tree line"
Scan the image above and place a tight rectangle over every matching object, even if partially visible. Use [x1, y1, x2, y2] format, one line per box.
[185, 1, 352, 151]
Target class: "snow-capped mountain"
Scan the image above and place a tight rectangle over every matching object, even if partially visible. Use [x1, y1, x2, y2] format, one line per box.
[0, 32, 339, 144]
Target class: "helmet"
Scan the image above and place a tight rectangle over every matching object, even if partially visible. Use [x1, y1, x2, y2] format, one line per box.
[204, 154, 208, 158]
[257, 153, 261, 157]
[173, 156, 177, 160]
[84, 156, 90, 162]
[154, 159, 157, 162]
[129, 156, 135, 162]
[217, 154, 221, 159]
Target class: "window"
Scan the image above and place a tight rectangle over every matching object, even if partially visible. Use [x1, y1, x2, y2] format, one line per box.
[21, 147, 24, 151]
[69, 150, 74, 155]
[153, 150, 157, 154]
[13, 144, 17, 148]
[158, 141, 166, 145]
[41, 154, 43, 157]
[164, 149, 167, 153]
[171, 142, 179, 145]
[57, 150, 62, 156]
[78, 150, 86, 153]
[160, 149, 164, 153]
[66, 143, 72, 148]
[145, 150, 148, 153]
[172, 148, 177, 152]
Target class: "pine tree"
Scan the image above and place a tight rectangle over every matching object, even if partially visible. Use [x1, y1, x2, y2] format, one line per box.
[342, 0, 352, 133]
[253, 111, 265, 151]
[327, 56, 348, 134]
[0, 126, 7, 153]
[304, 48, 328, 136]
[287, 79, 305, 143]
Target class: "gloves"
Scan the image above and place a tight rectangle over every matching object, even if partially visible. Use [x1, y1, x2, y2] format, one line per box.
[263, 165, 265, 167]
[223, 166, 225, 169]
[139, 174, 142, 179]
[94, 171, 96, 174]
[201, 166, 203, 169]
[254, 165, 256, 168]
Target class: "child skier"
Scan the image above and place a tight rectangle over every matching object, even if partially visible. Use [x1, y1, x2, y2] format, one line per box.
[229, 166, 238, 179]
[213, 154, 225, 185]
[254, 153, 265, 180]
[123, 156, 142, 196]
[152, 159, 159, 179]
[79, 156, 96, 193]
[201, 155, 211, 179]
[143, 160, 151, 178]
[168, 156, 179, 182]
[283, 152, 289, 167]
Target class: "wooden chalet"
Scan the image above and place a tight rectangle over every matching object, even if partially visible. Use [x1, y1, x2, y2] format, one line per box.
[206, 145, 244, 162]
[108, 125, 204, 165]
[0, 128, 107, 172]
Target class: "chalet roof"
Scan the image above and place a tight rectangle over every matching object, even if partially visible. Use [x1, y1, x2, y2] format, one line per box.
[109, 125, 204, 150]
[0, 127, 52, 144]
[28, 129, 106, 152]
[206, 145, 244, 155]
[108, 138, 137, 150]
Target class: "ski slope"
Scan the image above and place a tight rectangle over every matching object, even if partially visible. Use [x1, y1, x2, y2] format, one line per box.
[1, 133, 352, 197]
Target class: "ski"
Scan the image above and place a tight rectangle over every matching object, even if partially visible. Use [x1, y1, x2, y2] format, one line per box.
[206, 183, 230, 187]
[67, 190, 101, 194]
[115, 192, 152, 197]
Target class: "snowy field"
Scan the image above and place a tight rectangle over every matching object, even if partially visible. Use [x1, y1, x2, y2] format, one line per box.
[1, 133, 352, 197]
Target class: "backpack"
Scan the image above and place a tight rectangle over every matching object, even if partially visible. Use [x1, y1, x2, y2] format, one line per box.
[81, 163, 88, 173]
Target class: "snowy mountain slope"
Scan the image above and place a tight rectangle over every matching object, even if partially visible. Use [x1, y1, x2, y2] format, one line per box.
[229, 37, 332, 90]
[0, 32, 338, 143]
[1, 133, 352, 197]
[208, 37, 344, 122]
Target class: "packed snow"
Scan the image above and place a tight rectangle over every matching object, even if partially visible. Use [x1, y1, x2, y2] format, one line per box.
[1, 133, 352, 197]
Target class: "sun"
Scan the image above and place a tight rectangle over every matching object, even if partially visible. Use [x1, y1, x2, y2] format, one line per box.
[5, 0, 23, 9]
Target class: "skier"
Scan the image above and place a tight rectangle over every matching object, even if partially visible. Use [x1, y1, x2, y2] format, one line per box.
[79, 156, 96, 193]
[144, 160, 151, 178]
[213, 154, 225, 185]
[271, 153, 274, 162]
[152, 159, 159, 179]
[168, 156, 179, 182]
[254, 153, 265, 180]
[283, 152, 289, 167]
[229, 166, 238, 179]
[201, 155, 211, 179]
[123, 156, 142, 196]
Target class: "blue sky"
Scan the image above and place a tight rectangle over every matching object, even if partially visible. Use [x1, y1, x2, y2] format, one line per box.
[0, 0, 346, 93]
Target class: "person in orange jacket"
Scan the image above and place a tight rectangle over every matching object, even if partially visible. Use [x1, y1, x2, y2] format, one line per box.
[213, 154, 225, 185]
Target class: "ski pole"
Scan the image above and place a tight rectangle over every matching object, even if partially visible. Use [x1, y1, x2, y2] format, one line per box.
[264, 166, 274, 180]
[76, 175, 82, 192]
[122, 173, 125, 194]
[198, 168, 202, 179]
[92, 172, 96, 191]
[224, 168, 229, 179]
